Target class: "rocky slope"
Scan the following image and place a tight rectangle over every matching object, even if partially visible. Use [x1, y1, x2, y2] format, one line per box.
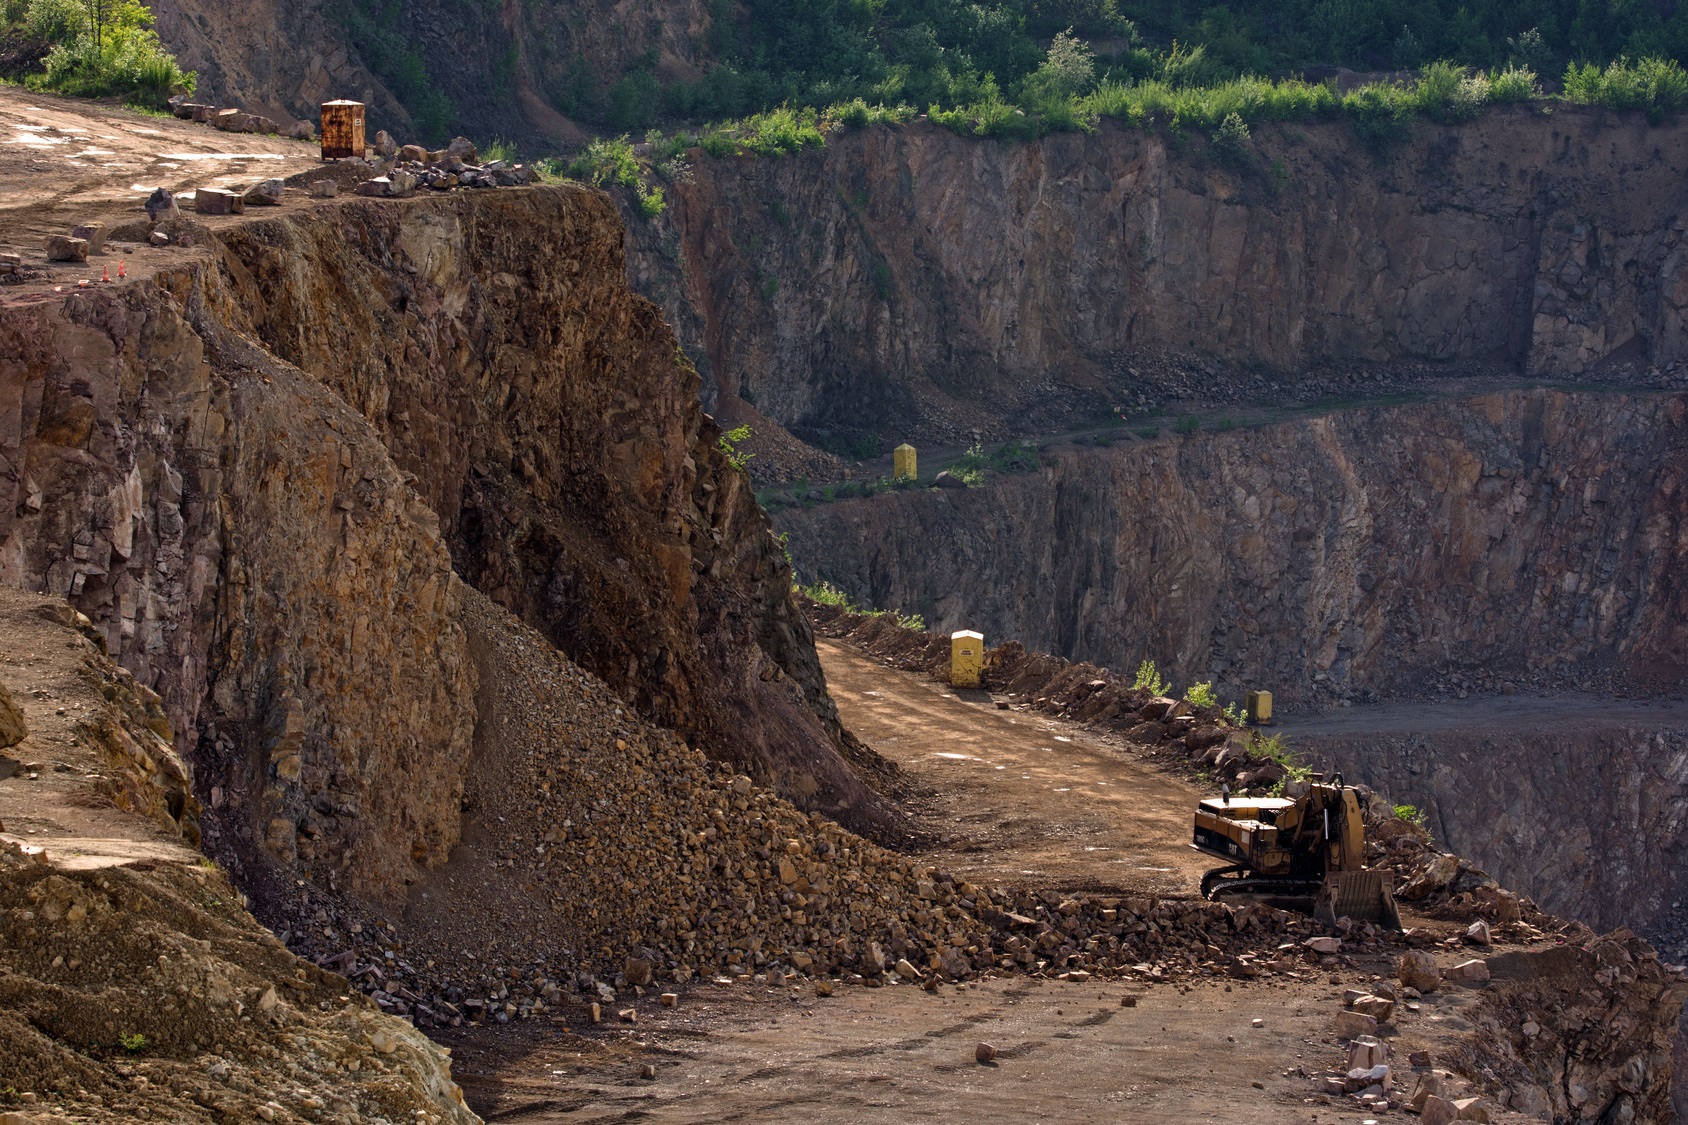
[620, 109, 1688, 443]
[0, 179, 901, 919]
[775, 388, 1688, 708]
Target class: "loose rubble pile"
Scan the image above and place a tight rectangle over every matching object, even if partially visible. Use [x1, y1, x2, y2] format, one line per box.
[273, 593, 1355, 1034]
[0, 848, 475, 1125]
[166, 97, 307, 139]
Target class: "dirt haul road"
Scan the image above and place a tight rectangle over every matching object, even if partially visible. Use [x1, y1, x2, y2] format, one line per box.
[444, 646, 1546, 1125]
[816, 638, 1214, 899]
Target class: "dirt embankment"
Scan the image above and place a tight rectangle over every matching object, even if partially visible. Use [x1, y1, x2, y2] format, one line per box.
[0, 586, 475, 1125]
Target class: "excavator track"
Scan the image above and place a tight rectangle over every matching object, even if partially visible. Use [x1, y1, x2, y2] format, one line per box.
[1201, 865, 1322, 910]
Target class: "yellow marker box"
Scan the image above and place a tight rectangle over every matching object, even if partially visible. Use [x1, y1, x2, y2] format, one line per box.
[1245, 690, 1273, 725]
[951, 630, 984, 688]
[893, 443, 917, 481]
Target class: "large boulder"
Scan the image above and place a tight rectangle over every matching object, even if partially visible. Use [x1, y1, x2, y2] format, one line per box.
[0, 683, 25, 749]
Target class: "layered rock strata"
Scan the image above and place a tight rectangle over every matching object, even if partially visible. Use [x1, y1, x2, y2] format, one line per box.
[623, 109, 1688, 439]
[776, 389, 1688, 707]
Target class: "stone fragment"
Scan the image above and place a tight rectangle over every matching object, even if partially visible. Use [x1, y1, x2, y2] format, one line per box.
[1408, 1050, 1432, 1068]
[1347, 1035, 1388, 1071]
[1304, 936, 1341, 954]
[624, 957, 653, 986]
[1407, 1070, 1454, 1111]
[0, 684, 26, 749]
[1452, 1096, 1490, 1122]
[71, 222, 107, 254]
[933, 470, 967, 489]
[145, 187, 179, 223]
[975, 1042, 997, 1064]
[249, 115, 281, 134]
[369, 1029, 397, 1054]
[173, 101, 210, 119]
[1422, 1094, 1458, 1125]
[356, 178, 394, 198]
[45, 235, 88, 262]
[310, 179, 338, 199]
[148, 231, 170, 247]
[1401, 853, 1460, 899]
[446, 135, 478, 163]
[1464, 920, 1492, 946]
[1398, 949, 1441, 992]
[894, 958, 920, 980]
[373, 130, 398, 157]
[659, 993, 677, 1007]
[639, 1063, 656, 1079]
[1350, 994, 1395, 1021]
[1443, 959, 1490, 986]
[289, 120, 315, 139]
[1345, 1064, 1390, 1093]
[214, 109, 251, 132]
[589, 1002, 601, 1023]
[814, 980, 834, 997]
[399, 144, 428, 163]
[1333, 1009, 1378, 1038]
[194, 188, 244, 215]
[256, 985, 278, 1012]
[243, 179, 285, 206]
[617, 1008, 636, 1022]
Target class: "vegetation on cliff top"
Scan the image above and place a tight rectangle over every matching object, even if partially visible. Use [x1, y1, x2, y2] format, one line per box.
[0, 0, 194, 107]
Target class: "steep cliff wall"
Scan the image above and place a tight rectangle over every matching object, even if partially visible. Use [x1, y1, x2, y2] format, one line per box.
[775, 389, 1688, 706]
[1283, 705, 1688, 961]
[623, 109, 1688, 438]
[0, 184, 895, 909]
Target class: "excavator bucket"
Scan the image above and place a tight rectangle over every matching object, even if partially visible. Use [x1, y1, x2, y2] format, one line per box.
[1313, 870, 1402, 930]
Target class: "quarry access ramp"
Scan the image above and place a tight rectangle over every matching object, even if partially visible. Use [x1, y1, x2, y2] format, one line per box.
[816, 638, 1214, 899]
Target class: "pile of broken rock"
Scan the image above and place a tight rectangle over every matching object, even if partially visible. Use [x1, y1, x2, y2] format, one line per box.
[348, 132, 534, 197]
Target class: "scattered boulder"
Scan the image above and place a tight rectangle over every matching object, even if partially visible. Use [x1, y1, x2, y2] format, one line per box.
[398, 144, 428, 163]
[194, 187, 244, 215]
[148, 230, 170, 247]
[623, 957, 653, 986]
[70, 222, 107, 254]
[1398, 949, 1441, 992]
[44, 235, 88, 262]
[214, 109, 252, 132]
[933, 470, 967, 489]
[373, 130, 398, 158]
[290, 120, 315, 140]
[173, 101, 212, 120]
[1303, 936, 1341, 954]
[243, 179, 285, 206]
[190, 104, 218, 123]
[1463, 919, 1492, 946]
[1333, 1009, 1377, 1038]
[1400, 853, 1460, 899]
[1349, 994, 1395, 1022]
[1347, 1035, 1388, 1071]
[309, 179, 338, 199]
[975, 1042, 997, 1064]
[1443, 959, 1491, 986]
[0, 683, 25, 749]
[446, 136, 478, 163]
[145, 187, 179, 223]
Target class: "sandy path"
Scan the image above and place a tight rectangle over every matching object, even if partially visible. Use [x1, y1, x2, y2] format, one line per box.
[817, 639, 1213, 899]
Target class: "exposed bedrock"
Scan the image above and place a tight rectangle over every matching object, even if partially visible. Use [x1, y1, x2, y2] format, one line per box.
[0, 185, 895, 909]
[624, 108, 1688, 437]
[774, 389, 1688, 708]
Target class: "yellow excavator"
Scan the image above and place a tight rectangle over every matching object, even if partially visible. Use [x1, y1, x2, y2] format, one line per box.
[1192, 776, 1401, 928]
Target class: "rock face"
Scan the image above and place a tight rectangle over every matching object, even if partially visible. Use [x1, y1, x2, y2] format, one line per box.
[775, 389, 1688, 707]
[0, 184, 896, 909]
[1300, 713, 1688, 962]
[621, 111, 1688, 435]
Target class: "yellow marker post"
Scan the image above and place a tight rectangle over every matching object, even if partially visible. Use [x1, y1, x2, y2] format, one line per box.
[893, 443, 917, 482]
[950, 630, 984, 688]
[1245, 690, 1273, 725]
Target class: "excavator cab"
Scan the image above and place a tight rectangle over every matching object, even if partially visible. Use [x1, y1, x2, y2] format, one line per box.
[1192, 778, 1401, 929]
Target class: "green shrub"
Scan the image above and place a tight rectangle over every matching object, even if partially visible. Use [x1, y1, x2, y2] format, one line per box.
[568, 135, 641, 189]
[1132, 659, 1168, 695]
[1211, 111, 1249, 166]
[1564, 56, 1688, 122]
[947, 442, 988, 486]
[1488, 65, 1538, 104]
[1173, 414, 1199, 434]
[26, 0, 194, 108]
[1183, 681, 1217, 709]
[118, 1031, 146, 1053]
[482, 137, 517, 163]
[717, 423, 754, 471]
[634, 181, 666, 217]
[738, 104, 826, 156]
[800, 581, 857, 610]
[1411, 61, 1489, 123]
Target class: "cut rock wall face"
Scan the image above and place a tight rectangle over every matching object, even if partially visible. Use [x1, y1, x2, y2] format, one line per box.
[774, 389, 1688, 707]
[0, 184, 896, 908]
[623, 109, 1688, 434]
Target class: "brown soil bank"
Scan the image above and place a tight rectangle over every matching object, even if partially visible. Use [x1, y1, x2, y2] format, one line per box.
[625, 107, 1688, 440]
[775, 389, 1688, 709]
